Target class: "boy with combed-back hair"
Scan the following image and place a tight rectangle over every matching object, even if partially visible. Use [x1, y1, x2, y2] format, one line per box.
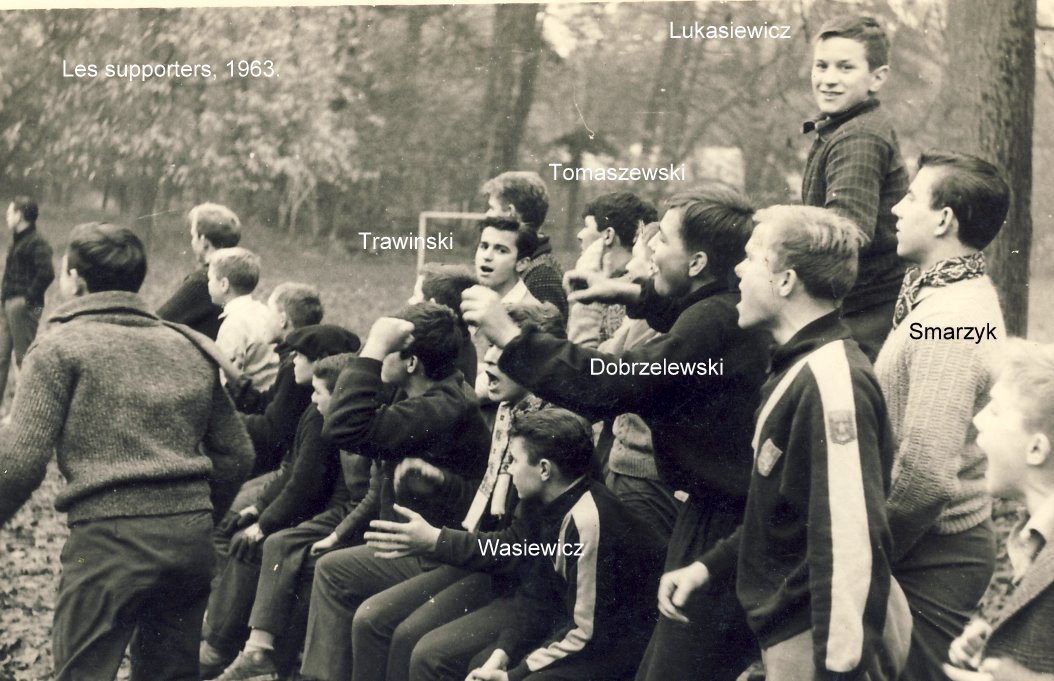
[875, 151, 1010, 681]
[943, 339, 1054, 681]
[208, 246, 279, 392]
[802, 14, 908, 361]
[481, 171, 567, 320]
[0, 221, 253, 681]
[677, 205, 910, 681]
[159, 202, 242, 339]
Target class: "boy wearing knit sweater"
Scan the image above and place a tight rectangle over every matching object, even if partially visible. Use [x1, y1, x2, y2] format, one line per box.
[874, 151, 1010, 681]
[0, 222, 254, 681]
[944, 339, 1054, 681]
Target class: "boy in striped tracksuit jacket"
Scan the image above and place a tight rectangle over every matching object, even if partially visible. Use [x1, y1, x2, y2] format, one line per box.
[668, 206, 911, 680]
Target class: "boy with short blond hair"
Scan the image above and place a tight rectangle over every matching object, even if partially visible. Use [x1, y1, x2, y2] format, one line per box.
[209, 246, 279, 391]
[159, 202, 242, 339]
[943, 339, 1054, 681]
[803, 14, 908, 360]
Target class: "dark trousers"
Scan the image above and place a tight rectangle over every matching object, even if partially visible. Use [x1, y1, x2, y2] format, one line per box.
[605, 471, 679, 543]
[351, 567, 491, 681]
[301, 546, 432, 681]
[0, 296, 41, 401]
[634, 497, 757, 681]
[53, 511, 214, 681]
[841, 297, 897, 363]
[206, 504, 350, 669]
[408, 593, 516, 681]
[895, 521, 996, 681]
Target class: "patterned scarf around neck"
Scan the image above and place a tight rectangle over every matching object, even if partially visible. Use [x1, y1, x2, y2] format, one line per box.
[892, 252, 986, 329]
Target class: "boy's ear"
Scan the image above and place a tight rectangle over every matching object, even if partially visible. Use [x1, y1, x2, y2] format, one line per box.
[934, 207, 957, 239]
[776, 268, 798, 298]
[1026, 433, 1051, 467]
[219, 276, 231, 293]
[868, 64, 890, 94]
[538, 458, 553, 482]
[686, 251, 709, 279]
[515, 256, 531, 275]
[406, 354, 419, 375]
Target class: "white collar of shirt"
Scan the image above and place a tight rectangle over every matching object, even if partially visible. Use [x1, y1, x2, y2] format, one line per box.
[1008, 496, 1054, 582]
[501, 279, 530, 304]
[219, 294, 256, 319]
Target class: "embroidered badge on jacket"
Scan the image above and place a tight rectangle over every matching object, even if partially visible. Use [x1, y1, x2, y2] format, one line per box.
[757, 439, 783, 477]
[828, 410, 857, 445]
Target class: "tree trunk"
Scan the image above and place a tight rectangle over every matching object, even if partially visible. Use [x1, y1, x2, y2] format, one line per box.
[939, 0, 1036, 336]
[481, 4, 543, 179]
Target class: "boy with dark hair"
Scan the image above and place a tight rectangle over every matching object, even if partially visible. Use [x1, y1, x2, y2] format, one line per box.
[463, 184, 771, 681]
[944, 339, 1054, 681]
[206, 351, 369, 681]
[366, 408, 665, 681]
[0, 195, 54, 410]
[476, 217, 540, 304]
[803, 14, 908, 360]
[209, 246, 279, 391]
[674, 205, 909, 680]
[875, 151, 1010, 681]
[0, 221, 253, 681]
[295, 302, 489, 681]
[482, 171, 567, 319]
[567, 191, 650, 348]
[409, 262, 479, 384]
[159, 202, 242, 339]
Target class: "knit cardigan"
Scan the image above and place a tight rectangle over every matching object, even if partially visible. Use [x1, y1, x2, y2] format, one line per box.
[0, 291, 254, 526]
[873, 275, 1003, 560]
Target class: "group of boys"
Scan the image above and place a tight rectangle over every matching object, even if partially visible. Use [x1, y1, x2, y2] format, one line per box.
[0, 12, 1052, 681]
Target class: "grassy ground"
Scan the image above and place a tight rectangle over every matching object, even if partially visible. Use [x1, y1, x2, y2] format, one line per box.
[0, 202, 1051, 679]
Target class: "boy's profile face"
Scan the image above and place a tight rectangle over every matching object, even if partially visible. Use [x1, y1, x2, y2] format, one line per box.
[507, 436, 544, 500]
[266, 293, 288, 335]
[292, 351, 316, 385]
[206, 264, 228, 305]
[577, 216, 601, 253]
[311, 376, 334, 417]
[974, 381, 1037, 499]
[475, 227, 524, 293]
[811, 36, 887, 115]
[735, 223, 782, 331]
[190, 221, 209, 264]
[648, 208, 693, 297]
[6, 203, 20, 231]
[483, 344, 527, 404]
[892, 166, 947, 265]
[407, 274, 426, 305]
